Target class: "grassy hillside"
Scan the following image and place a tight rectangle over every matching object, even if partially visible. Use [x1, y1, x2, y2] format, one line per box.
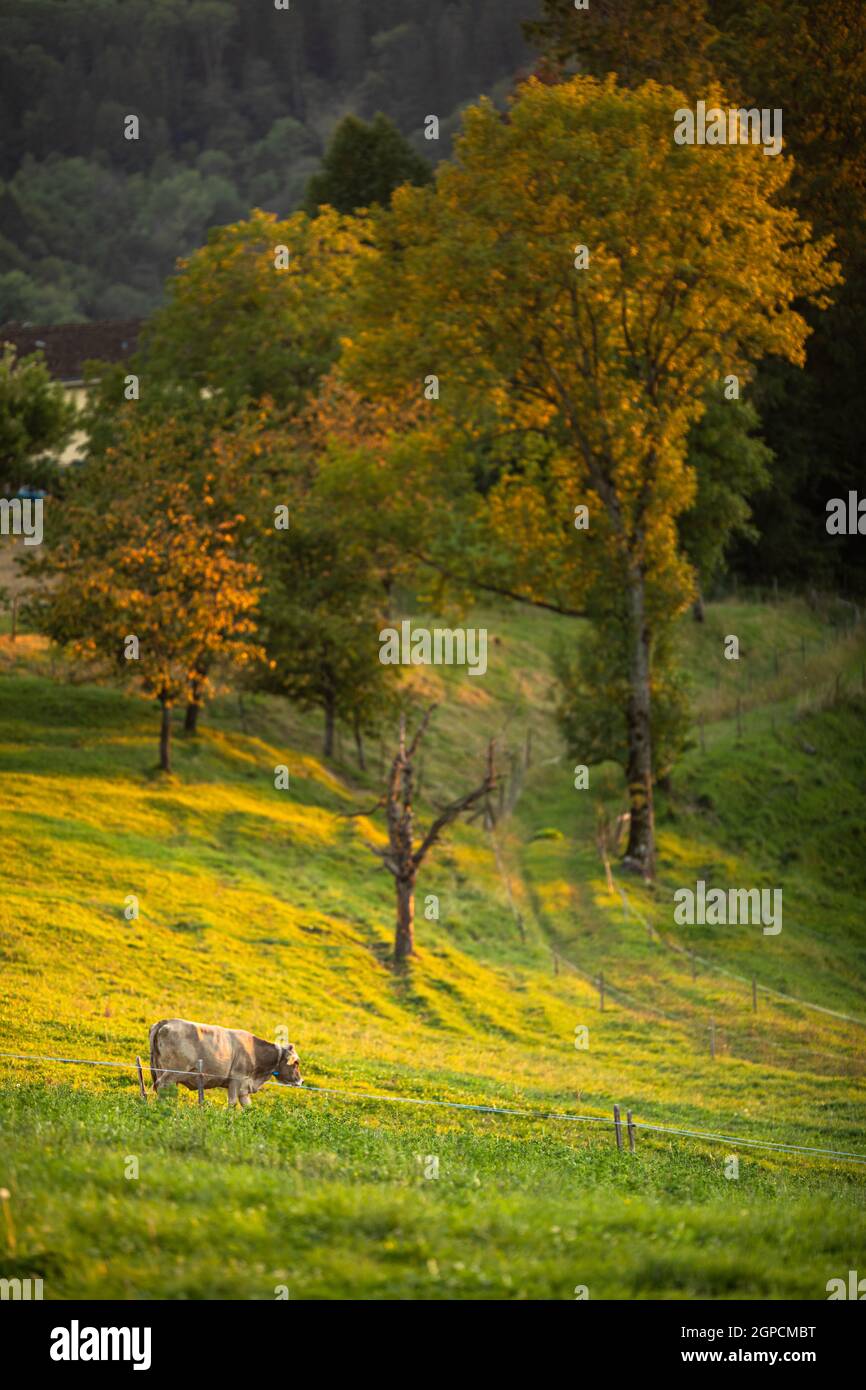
[0, 594, 865, 1299]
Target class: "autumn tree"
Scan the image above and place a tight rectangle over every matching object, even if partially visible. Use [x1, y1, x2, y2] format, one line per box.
[347, 76, 839, 877]
[527, 1, 866, 599]
[29, 415, 262, 771]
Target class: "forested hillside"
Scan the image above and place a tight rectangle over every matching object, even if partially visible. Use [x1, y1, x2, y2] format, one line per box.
[0, 0, 535, 322]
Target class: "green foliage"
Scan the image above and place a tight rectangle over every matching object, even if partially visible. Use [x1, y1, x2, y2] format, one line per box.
[306, 113, 432, 214]
[0, 342, 75, 489]
[254, 450, 400, 752]
[138, 207, 366, 413]
[554, 621, 691, 782]
[680, 388, 773, 595]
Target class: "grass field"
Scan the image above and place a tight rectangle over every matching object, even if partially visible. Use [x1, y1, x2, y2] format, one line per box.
[0, 591, 865, 1299]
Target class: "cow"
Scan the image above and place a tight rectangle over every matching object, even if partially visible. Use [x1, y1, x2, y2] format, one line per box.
[149, 1018, 302, 1108]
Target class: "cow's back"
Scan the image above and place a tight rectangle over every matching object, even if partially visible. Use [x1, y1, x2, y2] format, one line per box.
[150, 1018, 242, 1090]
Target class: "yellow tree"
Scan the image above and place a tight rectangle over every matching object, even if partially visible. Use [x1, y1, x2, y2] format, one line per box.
[346, 75, 840, 878]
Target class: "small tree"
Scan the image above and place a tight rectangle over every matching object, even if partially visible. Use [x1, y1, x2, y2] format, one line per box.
[29, 420, 263, 771]
[347, 708, 496, 962]
[305, 113, 432, 215]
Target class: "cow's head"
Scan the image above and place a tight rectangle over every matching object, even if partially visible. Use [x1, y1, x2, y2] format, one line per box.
[275, 1043, 303, 1087]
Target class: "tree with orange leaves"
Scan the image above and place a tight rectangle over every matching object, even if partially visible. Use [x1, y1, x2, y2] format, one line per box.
[30, 414, 263, 773]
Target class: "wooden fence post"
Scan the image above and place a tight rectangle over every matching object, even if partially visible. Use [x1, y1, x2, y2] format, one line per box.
[598, 971, 605, 1012]
[613, 1104, 623, 1152]
[196, 1058, 205, 1106]
[627, 1110, 636, 1154]
[135, 1055, 147, 1100]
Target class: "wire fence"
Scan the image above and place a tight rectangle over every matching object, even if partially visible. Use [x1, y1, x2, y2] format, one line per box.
[1, 1046, 864, 1168]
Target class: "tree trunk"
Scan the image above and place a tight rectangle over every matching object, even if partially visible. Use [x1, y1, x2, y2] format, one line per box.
[159, 699, 173, 774]
[692, 592, 705, 623]
[323, 694, 335, 758]
[354, 716, 366, 771]
[622, 571, 655, 879]
[184, 698, 199, 734]
[394, 873, 416, 961]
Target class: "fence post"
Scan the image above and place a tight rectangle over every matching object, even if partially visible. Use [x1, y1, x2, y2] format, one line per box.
[613, 1103, 623, 1151]
[709, 1022, 716, 1060]
[135, 1055, 147, 1100]
[598, 971, 605, 1012]
[627, 1110, 636, 1154]
[196, 1058, 205, 1106]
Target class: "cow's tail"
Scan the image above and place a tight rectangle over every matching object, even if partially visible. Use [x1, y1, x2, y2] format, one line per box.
[149, 1019, 170, 1092]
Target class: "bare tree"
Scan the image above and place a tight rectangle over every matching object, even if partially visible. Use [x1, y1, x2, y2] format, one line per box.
[345, 706, 496, 962]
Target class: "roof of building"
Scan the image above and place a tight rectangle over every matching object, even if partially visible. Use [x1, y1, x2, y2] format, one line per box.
[0, 318, 143, 383]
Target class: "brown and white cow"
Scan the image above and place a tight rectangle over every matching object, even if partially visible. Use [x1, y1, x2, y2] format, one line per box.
[149, 1018, 302, 1108]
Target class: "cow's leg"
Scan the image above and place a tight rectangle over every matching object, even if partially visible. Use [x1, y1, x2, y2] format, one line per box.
[227, 1080, 239, 1108]
[238, 1090, 252, 1110]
